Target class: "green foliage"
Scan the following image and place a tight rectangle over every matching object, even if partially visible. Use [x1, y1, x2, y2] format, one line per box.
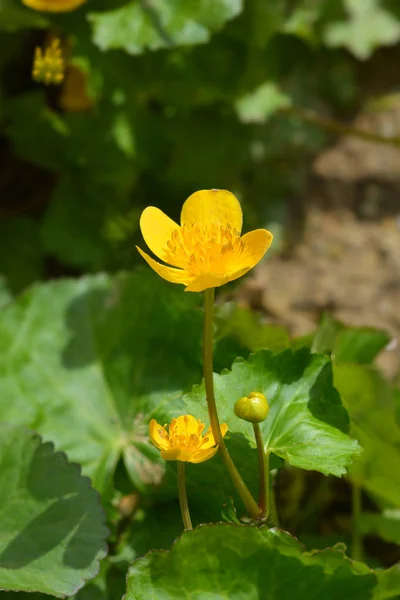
[125, 524, 376, 599]
[89, 1, 243, 54]
[360, 510, 400, 545]
[312, 313, 391, 364]
[1, 0, 400, 597]
[235, 82, 291, 124]
[0, 271, 204, 494]
[0, 0, 48, 31]
[0, 218, 43, 293]
[0, 424, 107, 597]
[324, 0, 400, 60]
[334, 364, 400, 506]
[183, 349, 360, 477]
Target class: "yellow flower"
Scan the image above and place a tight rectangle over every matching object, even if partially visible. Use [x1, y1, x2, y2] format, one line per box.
[23, 0, 86, 12]
[32, 38, 65, 86]
[137, 189, 273, 292]
[149, 415, 228, 464]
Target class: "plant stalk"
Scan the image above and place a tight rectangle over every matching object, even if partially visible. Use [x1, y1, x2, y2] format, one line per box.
[203, 288, 260, 520]
[177, 461, 192, 531]
[352, 482, 363, 562]
[253, 423, 270, 519]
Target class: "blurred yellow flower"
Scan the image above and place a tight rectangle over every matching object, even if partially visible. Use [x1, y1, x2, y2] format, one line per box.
[32, 38, 64, 86]
[137, 189, 273, 292]
[23, 0, 86, 12]
[149, 415, 228, 464]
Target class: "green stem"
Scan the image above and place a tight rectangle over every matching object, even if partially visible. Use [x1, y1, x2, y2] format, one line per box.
[177, 461, 192, 531]
[269, 482, 279, 527]
[253, 423, 269, 519]
[352, 483, 363, 562]
[203, 288, 260, 520]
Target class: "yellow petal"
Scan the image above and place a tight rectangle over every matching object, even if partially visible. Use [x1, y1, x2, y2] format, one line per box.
[139, 207, 180, 265]
[181, 190, 243, 232]
[200, 423, 228, 450]
[160, 448, 182, 461]
[136, 247, 193, 286]
[22, 0, 86, 11]
[184, 273, 231, 293]
[226, 229, 273, 281]
[189, 446, 219, 464]
[149, 419, 169, 451]
[173, 415, 203, 436]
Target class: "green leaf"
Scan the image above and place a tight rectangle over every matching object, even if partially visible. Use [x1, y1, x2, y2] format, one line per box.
[312, 314, 391, 364]
[0, 218, 43, 293]
[0, 276, 12, 309]
[360, 510, 400, 545]
[125, 524, 376, 599]
[41, 175, 137, 271]
[0, 272, 203, 493]
[235, 82, 291, 124]
[324, 0, 400, 60]
[334, 364, 400, 506]
[215, 302, 290, 354]
[0, 0, 48, 31]
[0, 424, 107, 597]
[89, 0, 243, 55]
[373, 564, 400, 599]
[184, 349, 360, 477]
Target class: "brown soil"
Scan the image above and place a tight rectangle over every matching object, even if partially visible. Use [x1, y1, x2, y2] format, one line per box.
[235, 207, 400, 379]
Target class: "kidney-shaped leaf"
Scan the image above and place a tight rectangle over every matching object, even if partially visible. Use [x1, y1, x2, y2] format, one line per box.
[125, 524, 375, 599]
[184, 349, 360, 477]
[0, 424, 108, 597]
[0, 272, 203, 493]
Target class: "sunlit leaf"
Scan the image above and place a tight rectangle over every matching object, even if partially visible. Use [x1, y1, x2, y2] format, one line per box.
[324, 0, 400, 60]
[0, 424, 107, 597]
[184, 349, 360, 477]
[89, 0, 243, 55]
[235, 82, 291, 123]
[0, 272, 203, 493]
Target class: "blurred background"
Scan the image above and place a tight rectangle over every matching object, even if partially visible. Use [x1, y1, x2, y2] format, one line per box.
[0, 0, 399, 379]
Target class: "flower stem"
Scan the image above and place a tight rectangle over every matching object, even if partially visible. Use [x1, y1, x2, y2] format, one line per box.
[351, 482, 363, 562]
[177, 461, 192, 531]
[269, 483, 279, 527]
[203, 288, 260, 520]
[253, 423, 270, 519]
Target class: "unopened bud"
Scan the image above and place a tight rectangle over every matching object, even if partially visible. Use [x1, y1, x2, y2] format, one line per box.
[234, 391, 269, 423]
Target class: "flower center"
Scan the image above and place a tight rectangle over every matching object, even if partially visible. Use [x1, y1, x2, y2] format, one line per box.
[165, 223, 244, 276]
[165, 417, 208, 452]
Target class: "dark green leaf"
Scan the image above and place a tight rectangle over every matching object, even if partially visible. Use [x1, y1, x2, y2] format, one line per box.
[125, 524, 376, 599]
[0, 218, 43, 293]
[312, 314, 390, 364]
[360, 510, 400, 545]
[0, 0, 48, 31]
[334, 364, 400, 505]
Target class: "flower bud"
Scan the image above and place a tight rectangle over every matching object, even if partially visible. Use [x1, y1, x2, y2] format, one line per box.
[234, 391, 269, 423]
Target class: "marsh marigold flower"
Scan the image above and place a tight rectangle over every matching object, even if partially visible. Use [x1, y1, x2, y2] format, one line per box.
[149, 415, 228, 464]
[32, 38, 64, 85]
[137, 189, 273, 292]
[23, 0, 86, 12]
